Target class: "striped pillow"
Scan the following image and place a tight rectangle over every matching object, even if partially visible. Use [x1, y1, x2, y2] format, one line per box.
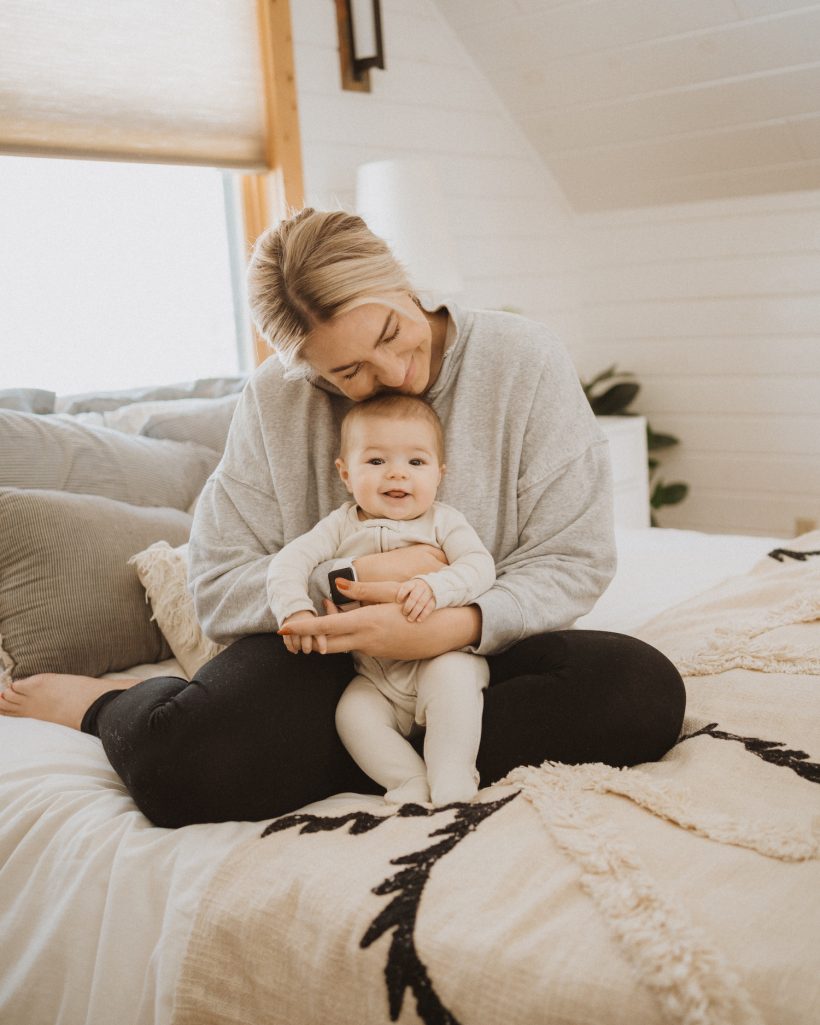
[0, 488, 192, 681]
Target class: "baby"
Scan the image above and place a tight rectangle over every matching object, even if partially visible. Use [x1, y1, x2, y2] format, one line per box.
[267, 394, 495, 806]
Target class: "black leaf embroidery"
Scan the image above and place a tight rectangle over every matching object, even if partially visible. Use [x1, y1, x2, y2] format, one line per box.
[262, 793, 518, 1025]
[261, 806, 412, 838]
[681, 722, 820, 783]
[362, 794, 517, 1024]
[767, 548, 820, 563]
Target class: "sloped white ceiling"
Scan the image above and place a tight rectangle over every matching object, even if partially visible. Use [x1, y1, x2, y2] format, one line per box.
[433, 0, 820, 210]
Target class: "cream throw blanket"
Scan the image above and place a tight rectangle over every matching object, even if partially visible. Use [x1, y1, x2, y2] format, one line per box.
[635, 530, 820, 677]
[172, 539, 820, 1025]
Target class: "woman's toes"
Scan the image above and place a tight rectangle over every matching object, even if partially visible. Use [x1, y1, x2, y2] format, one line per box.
[0, 686, 23, 712]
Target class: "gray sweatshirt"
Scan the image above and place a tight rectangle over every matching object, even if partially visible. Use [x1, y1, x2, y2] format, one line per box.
[188, 304, 616, 655]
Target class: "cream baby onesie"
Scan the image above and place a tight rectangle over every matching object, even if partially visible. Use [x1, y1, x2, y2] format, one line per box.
[266, 501, 496, 804]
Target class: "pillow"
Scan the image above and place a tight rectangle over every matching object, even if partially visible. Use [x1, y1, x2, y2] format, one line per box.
[0, 388, 55, 413]
[140, 393, 240, 453]
[0, 410, 220, 510]
[56, 376, 247, 414]
[129, 542, 224, 679]
[0, 488, 192, 681]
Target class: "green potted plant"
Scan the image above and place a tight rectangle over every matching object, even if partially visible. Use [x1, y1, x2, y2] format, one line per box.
[580, 365, 688, 524]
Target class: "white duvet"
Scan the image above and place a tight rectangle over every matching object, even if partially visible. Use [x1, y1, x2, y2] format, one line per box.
[0, 528, 787, 1025]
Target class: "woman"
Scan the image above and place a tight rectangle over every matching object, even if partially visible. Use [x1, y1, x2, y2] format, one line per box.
[0, 208, 685, 827]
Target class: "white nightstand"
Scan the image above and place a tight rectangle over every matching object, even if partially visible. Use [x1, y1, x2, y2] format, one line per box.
[597, 416, 650, 529]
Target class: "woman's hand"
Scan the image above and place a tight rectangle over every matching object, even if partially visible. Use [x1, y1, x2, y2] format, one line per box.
[352, 544, 447, 583]
[279, 601, 481, 660]
[280, 610, 328, 655]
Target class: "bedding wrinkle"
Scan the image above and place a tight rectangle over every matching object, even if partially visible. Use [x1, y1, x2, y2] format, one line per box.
[0, 715, 260, 1025]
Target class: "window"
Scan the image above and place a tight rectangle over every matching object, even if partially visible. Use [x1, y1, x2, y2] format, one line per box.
[1, 156, 252, 394]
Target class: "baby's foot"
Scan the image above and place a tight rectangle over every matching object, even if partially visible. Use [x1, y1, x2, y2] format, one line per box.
[429, 769, 480, 807]
[384, 775, 432, 806]
[0, 673, 139, 730]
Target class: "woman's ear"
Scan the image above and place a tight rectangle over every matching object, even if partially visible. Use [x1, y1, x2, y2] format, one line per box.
[335, 457, 354, 493]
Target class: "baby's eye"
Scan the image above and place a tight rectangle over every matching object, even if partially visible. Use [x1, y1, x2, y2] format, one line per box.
[367, 458, 384, 465]
[409, 459, 425, 466]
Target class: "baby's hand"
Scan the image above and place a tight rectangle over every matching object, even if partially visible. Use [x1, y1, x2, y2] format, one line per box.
[279, 610, 328, 654]
[396, 579, 436, 622]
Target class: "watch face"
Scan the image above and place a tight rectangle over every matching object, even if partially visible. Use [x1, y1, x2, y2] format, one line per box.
[328, 567, 356, 605]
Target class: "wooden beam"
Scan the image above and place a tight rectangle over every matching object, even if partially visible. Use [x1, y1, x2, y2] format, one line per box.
[257, 0, 305, 216]
[242, 0, 305, 366]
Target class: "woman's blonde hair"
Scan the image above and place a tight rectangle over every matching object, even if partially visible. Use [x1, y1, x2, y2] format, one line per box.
[247, 208, 414, 378]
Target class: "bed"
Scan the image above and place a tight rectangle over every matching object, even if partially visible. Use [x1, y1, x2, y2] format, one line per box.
[1, 390, 818, 1025]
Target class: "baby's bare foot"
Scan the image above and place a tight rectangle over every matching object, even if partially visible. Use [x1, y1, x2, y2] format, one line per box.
[0, 673, 140, 731]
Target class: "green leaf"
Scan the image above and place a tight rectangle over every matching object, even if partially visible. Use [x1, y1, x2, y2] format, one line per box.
[590, 381, 640, 415]
[646, 425, 679, 450]
[650, 481, 689, 509]
[583, 364, 626, 391]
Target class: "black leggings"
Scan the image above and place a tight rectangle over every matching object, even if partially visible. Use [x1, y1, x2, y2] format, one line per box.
[82, 630, 685, 828]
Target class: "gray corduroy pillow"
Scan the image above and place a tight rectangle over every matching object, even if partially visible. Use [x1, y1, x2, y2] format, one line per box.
[0, 410, 220, 510]
[56, 376, 247, 414]
[0, 488, 192, 681]
[140, 392, 240, 454]
[0, 388, 55, 413]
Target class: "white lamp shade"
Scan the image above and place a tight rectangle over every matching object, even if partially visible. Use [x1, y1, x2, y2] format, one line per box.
[355, 158, 463, 299]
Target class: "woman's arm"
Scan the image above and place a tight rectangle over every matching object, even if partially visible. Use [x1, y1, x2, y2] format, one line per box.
[306, 544, 447, 610]
[353, 544, 447, 581]
[189, 470, 282, 645]
[280, 600, 482, 659]
[188, 384, 287, 645]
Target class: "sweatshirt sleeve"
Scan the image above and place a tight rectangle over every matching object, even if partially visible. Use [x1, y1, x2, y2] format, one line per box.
[266, 509, 348, 625]
[468, 355, 616, 656]
[187, 383, 284, 645]
[415, 506, 496, 608]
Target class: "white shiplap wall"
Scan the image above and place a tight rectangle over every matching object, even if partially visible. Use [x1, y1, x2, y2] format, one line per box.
[291, 1, 820, 540]
[576, 190, 820, 537]
[290, 0, 583, 350]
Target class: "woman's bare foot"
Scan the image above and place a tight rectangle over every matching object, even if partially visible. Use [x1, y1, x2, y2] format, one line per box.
[0, 673, 141, 731]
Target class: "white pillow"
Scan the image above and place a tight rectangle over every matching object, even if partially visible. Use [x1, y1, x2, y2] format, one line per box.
[129, 542, 224, 679]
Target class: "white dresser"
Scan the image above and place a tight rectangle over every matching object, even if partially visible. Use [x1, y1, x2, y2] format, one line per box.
[597, 415, 651, 529]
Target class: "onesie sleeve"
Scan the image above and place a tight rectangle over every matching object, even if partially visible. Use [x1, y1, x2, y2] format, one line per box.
[414, 505, 496, 608]
[266, 507, 349, 626]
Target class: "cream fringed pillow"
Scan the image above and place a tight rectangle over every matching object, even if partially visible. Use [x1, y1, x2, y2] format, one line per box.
[129, 542, 224, 679]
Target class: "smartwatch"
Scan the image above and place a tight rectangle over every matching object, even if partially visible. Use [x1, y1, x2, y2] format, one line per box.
[328, 566, 357, 606]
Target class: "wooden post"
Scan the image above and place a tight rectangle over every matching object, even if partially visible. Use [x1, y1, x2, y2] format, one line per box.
[242, 0, 305, 366]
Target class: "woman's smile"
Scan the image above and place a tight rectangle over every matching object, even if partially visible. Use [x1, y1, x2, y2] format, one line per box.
[301, 294, 447, 401]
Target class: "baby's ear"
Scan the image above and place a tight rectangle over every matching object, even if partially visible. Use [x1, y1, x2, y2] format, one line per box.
[335, 457, 353, 492]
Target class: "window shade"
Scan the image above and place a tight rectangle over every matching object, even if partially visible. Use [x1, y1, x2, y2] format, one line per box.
[0, 1, 268, 168]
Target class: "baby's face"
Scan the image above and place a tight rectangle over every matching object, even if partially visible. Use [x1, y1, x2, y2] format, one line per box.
[336, 415, 443, 521]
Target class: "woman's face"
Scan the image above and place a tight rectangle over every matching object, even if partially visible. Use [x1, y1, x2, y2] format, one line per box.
[300, 293, 436, 401]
